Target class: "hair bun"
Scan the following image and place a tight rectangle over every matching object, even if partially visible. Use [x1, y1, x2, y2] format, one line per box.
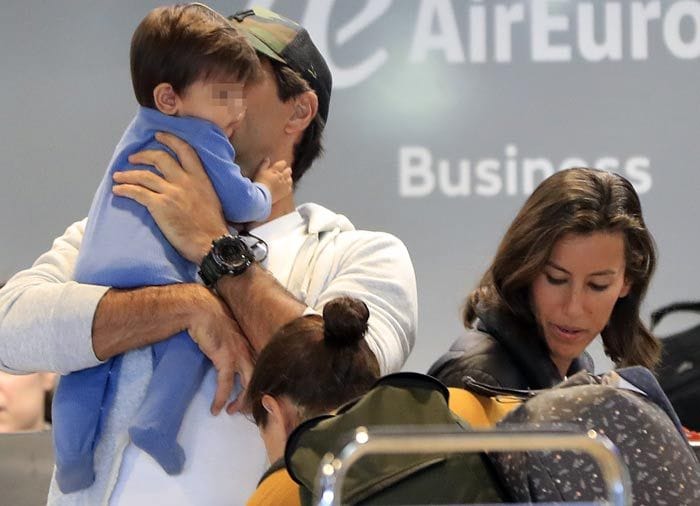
[322, 297, 369, 347]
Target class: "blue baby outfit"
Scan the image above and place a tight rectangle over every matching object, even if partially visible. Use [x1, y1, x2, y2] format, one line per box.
[52, 107, 271, 493]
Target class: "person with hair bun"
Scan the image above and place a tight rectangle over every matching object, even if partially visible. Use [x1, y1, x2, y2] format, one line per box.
[244, 297, 510, 505]
[245, 296, 380, 465]
[430, 167, 661, 390]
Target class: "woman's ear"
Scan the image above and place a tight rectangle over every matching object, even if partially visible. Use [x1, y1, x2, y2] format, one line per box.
[261, 394, 281, 419]
[259, 394, 291, 462]
[153, 82, 180, 115]
[285, 90, 318, 135]
[263, 394, 303, 436]
[619, 278, 632, 298]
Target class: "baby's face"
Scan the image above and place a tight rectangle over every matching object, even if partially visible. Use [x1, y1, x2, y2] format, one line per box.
[178, 78, 246, 138]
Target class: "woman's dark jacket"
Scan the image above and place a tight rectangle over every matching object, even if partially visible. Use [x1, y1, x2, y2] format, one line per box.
[428, 305, 594, 390]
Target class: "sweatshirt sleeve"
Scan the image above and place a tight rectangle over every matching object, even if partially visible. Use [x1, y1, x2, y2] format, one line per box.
[312, 231, 418, 375]
[0, 219, 108, 374]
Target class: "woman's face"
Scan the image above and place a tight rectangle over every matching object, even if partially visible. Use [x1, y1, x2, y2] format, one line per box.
[530, 231, 631, 377]
[0, 371, 55, 432]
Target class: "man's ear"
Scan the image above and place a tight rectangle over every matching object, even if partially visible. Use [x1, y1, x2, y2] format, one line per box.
[285, 90, 318, 135]
[153, 83, 180, 115]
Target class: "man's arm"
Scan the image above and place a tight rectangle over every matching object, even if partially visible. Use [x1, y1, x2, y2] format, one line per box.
[0, 219, 107, 374]
[214, 264, 307, 352]
[0, 219, 252, 413]
[307, 229, 417, 375]
[113, 133, 418, 374]
[114, 132, 308, 351]
[93, 282, 255, 414]
[218, 229, 417, 375]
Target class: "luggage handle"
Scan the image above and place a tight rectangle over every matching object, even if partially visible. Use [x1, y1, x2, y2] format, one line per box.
[315, 427, 631, 506]
[650, 301, 700, 330]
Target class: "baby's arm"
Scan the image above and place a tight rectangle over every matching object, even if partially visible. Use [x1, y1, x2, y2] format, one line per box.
[254, 159, 293, 204]
[196, 139, 289, 223]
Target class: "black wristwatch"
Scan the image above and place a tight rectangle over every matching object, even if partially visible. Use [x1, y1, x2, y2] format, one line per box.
[198, 233, 255, 287]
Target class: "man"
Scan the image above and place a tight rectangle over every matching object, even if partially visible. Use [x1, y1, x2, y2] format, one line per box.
[0, 7, 417, 506]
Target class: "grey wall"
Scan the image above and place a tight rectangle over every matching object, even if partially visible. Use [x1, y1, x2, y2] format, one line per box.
[2, 1, 699, 372]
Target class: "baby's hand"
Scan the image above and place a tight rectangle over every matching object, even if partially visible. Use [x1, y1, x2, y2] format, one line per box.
[255, 159, 293, 204]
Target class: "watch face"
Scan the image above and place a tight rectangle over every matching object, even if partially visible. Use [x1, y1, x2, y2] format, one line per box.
[214, 236, 250, 270]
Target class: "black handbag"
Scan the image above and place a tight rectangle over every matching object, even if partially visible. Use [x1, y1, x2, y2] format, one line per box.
[651, 301, 700, 430]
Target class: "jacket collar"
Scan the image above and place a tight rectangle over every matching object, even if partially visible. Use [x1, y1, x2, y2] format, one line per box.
[476, 304, 590, 388]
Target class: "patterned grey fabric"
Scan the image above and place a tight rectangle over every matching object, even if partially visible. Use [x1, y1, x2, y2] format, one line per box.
[493, 384, 700, 504]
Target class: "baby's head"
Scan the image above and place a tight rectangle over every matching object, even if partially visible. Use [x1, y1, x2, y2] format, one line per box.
[245, 297, 380, 462]
[130, 3, 261, 137]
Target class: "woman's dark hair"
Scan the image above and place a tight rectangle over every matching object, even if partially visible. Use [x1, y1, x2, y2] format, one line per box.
[130, 4, 260, 108]
[265, 57, 326, 184]
[246, 297, 379, 427]
[465, 168, 660, 369]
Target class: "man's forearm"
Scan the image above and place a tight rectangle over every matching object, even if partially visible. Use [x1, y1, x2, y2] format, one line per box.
[92, 283, 207, 360]
[214, 264, 306, 352]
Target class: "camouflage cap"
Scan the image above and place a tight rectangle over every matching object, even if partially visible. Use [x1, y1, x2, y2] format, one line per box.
[229, 7, 332, 124]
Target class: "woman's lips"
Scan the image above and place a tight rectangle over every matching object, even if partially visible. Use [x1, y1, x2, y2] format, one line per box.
[551, 323, 585, 340]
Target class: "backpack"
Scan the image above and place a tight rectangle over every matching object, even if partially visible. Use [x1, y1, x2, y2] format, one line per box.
[650, 301, 700, 430]
[284, 372, 509, 505]
[486, 368, 700, 504]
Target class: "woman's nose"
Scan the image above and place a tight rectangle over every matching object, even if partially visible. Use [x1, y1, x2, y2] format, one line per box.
[563, 286, 585, 317]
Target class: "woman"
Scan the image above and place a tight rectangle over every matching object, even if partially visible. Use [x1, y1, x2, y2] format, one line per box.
[244, 296, 694, 505]
[244, 296, 381, 505]
[244, 297, 507, 505]
[245, 296, 380, 465]
[429, 167, 660, 390]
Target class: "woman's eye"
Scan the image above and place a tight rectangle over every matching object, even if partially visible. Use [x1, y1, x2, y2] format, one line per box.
[545, 273, 567, 285]
[589, 283, 610, 292]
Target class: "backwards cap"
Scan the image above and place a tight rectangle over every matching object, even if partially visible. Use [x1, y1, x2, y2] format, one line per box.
[229, 7, 332, 124]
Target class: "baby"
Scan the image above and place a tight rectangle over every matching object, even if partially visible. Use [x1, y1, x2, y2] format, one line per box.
[52, 3, 291, 493]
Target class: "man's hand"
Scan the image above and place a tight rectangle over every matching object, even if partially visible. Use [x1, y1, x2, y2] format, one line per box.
[188, 285, 255, 415]
[92, 283, 254, 415]
[112, 131, 227, 264]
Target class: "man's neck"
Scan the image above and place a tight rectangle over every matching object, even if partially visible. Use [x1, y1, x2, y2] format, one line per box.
[268, 193, 296, 222]
[240, 193, 296, 232]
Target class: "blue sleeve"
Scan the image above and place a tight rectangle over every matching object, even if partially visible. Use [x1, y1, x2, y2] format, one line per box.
[196, 144, 272, 223]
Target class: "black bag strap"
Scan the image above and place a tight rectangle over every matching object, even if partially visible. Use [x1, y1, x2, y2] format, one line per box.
[461, 375, 538, 400]
[650, 301, 700, 330]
